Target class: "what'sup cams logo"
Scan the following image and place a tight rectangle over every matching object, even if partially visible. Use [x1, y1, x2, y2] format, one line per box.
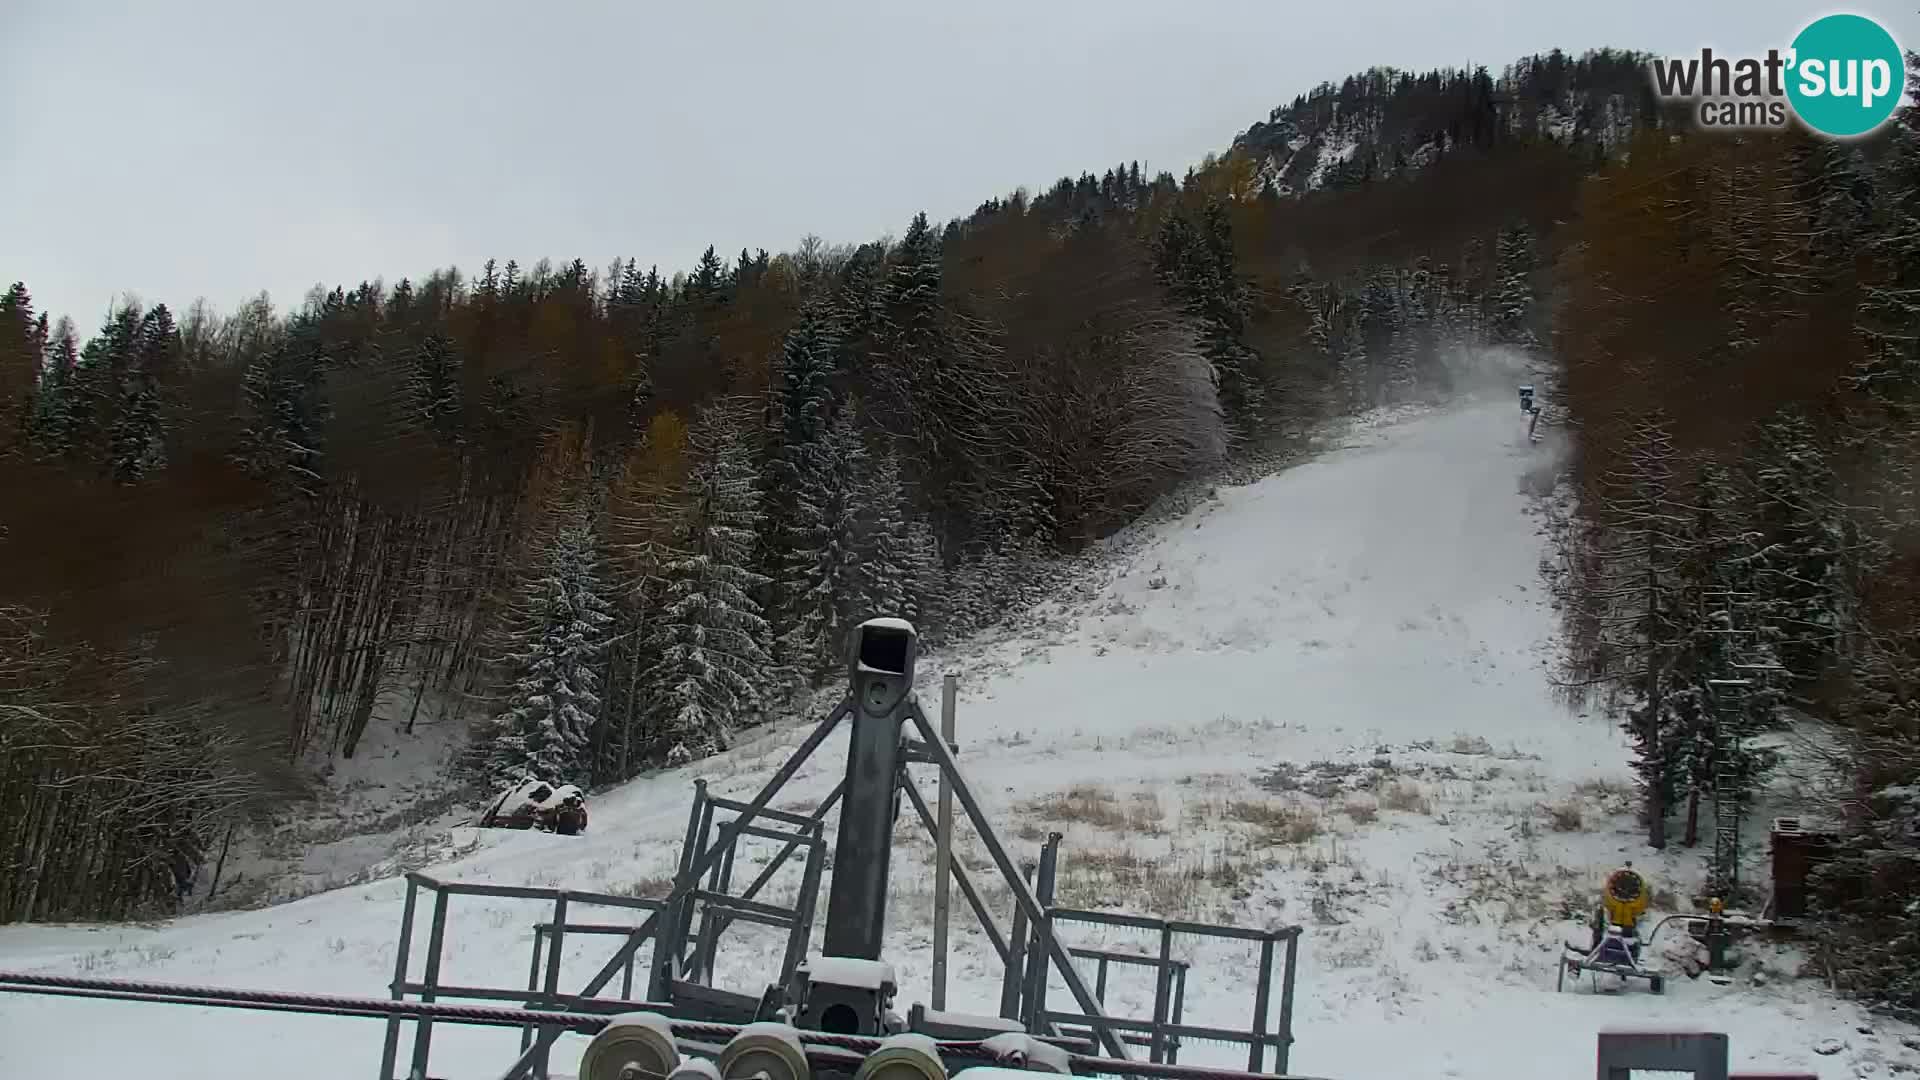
[1649, 12, 1907, 137]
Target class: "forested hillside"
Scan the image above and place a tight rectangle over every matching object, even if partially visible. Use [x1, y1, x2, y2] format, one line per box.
[1231, 48, 1659, 192]
[3, 45, 1918, 1025]
[1546, 56, 1920, 1016]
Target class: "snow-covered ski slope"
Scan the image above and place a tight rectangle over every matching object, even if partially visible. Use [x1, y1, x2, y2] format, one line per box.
[2, 397, 1914, 1080]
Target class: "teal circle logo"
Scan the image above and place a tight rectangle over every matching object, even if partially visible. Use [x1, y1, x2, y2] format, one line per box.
[1786, 13, 1906, 137]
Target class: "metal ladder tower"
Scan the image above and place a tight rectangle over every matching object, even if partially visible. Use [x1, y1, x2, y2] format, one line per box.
[1699, 588, 1781, 899]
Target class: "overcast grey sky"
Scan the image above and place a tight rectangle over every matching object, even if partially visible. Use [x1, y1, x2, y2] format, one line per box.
[5, 0, 1916, 329]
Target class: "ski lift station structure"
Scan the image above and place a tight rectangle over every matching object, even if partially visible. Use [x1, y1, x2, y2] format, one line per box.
[0, 617, 1823, 1080]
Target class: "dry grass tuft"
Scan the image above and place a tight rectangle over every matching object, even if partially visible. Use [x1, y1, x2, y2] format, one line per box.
[1543, 800, 1585, 832]
[1225, 799, 1322, 845]
[1378, 781, 1431, 814]
[1344, 800, 1379, 824]
[1020, 784, 1165, 835]
[1053, 841, 1274, 920]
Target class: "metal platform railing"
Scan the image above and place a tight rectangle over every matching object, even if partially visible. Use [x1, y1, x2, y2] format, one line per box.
[383, 871, 673, 1080]
[1040, 910, 1300, 1074]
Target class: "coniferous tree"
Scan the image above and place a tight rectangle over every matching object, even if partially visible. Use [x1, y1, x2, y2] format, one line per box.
[1154, 201, 1264, 432]
[1856, 59, 1920, 401]
[1662, 461, 1784, 847]
[237, 337, 330, 495]
[1492, 223, 1537, 346]
[27, 318, 78, 457]
[763, 302, 842, 680]
[1563, 413, 1689, 849]
[0, 283, 43, 455]
[776, 418, 864, 684]
[480, 511, 614, 784]
[1794, 139, 1875, 270]
[642, 404, 773, 760]
[108, 305, 178, 483]
[689, 246, 727, 302]
[854, 446, 940, 629]
[67, 304, 143, 469]
[875, 211, 1006, 547]
[408, 333, 462, 442]
[1746, 408, 1849, 700]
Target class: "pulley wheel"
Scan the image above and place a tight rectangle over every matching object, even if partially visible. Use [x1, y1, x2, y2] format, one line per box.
[716, 1022, 811, 1080]
[854, 1033, 946, 1080]
[580, 1011, 681, 1080]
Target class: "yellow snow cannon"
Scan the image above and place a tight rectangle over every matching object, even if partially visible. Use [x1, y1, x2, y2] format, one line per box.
[1558, 862, 1665, 994]
[1601, 865, 1651, 934]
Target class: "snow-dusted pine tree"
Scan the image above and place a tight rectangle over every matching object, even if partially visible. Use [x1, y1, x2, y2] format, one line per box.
[109, 305, 177, 483]
[1855, 71, 1920, 400]
[1746, 407, 1850, 699]
[408, 333, 461, 441]
[764, 303, 846, 687]
[853, 444, 941, 631]
[481, 511, 615, 785]
[1793, 139, 1875, 270]
[1560, 412, 1691, 849]
[27, 319, 78, 458]
[776, 417, 864, 686]
[642, 403, 774, 760]
[1491, 223, 1537, 347]
[1662, 460, 1784, 847]
[1153, 200, 1264, 432]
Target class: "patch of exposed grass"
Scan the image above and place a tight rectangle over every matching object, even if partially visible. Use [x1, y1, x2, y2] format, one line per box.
[1571, 778, 1636, 815]
[1020, 785, 1130, 830]
[1053, 840, 1275, 920]
[1430, 853, 1585, 927]
[1344, 800, 1379, 824]
[1224, 799, 1322, 845]
[1543, 800, 1585, 832]
[1378, 781, 1431, 814]
[1020, 784, 1166, 835]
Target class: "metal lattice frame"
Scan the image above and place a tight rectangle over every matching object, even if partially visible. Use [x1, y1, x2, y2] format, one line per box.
[1699, 588, 1784, 900]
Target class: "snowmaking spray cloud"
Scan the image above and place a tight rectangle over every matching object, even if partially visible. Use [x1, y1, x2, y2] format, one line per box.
[1427, 340, 1573, 494]
[1431, 341, 1550, 403]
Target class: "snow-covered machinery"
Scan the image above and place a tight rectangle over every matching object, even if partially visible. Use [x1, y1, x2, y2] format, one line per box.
[1557, 864, 1666, 994]
[482, 778, 590, 836]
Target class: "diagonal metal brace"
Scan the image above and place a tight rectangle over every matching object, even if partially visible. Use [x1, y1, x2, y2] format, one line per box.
[905, 697, 1132, 1060]
[497, 698, 852, 1080]
[901, 772, 1012, 965]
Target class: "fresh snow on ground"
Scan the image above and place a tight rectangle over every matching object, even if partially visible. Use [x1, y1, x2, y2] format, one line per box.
[4, 394, 1916, 1080]
[206, 696, 482, 910]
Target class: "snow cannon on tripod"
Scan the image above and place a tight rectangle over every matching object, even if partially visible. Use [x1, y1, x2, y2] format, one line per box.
[1557, 863, 1666, 994]
[1517, 384, 1541, 443]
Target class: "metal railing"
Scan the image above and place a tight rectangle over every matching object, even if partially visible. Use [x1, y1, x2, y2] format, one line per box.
[1037, 908, 1301, 1075]
[383, 871, 670, 1080]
